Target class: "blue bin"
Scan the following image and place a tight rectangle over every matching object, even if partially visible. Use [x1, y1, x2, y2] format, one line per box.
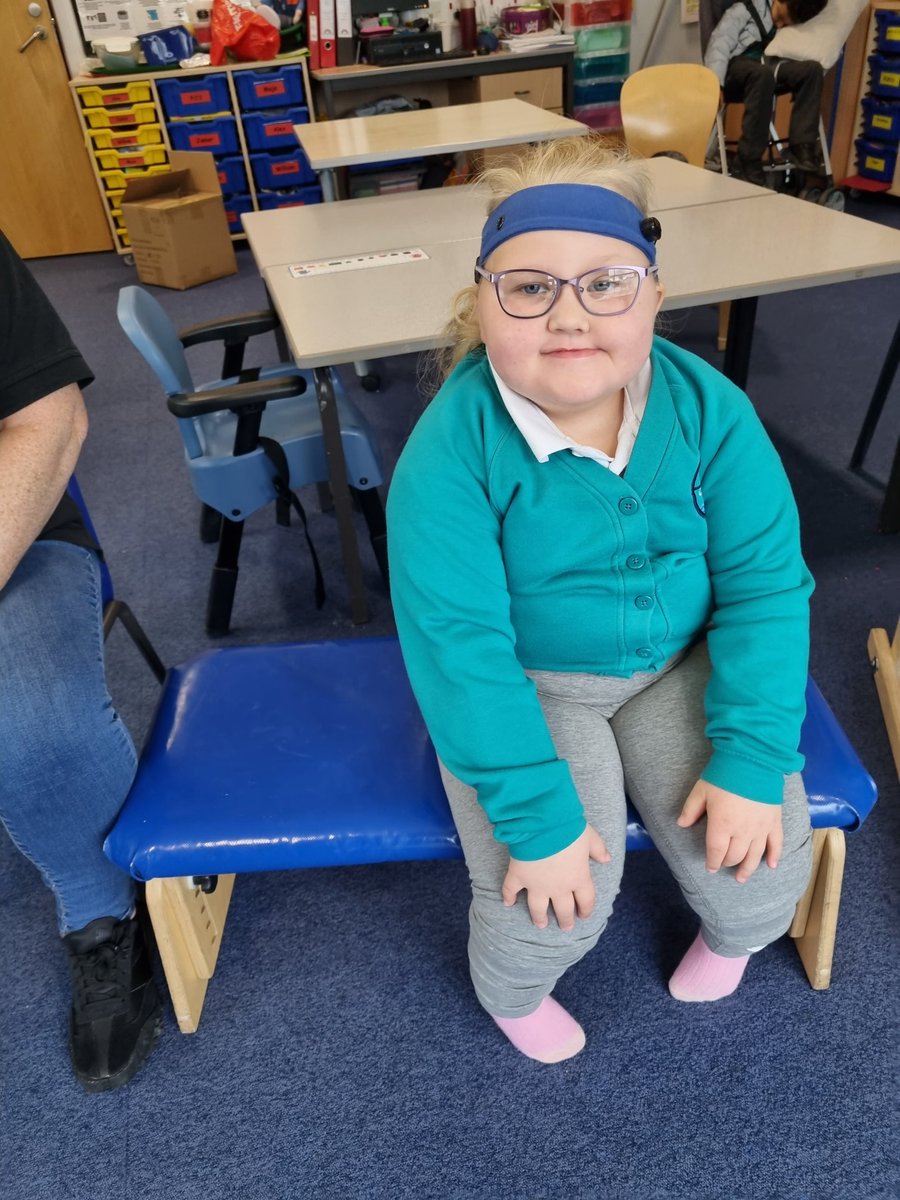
[216, 155, 248, 195]
[861, 96, 900, 144]
[257, 186, 323, 210]
[875, 10, 900, 54]
[167, 115, 239, 154]
[234, 65, 305, 110]
[242, 106, 310, 151]
[573, 77, 624, 107]
[222, 194, 254, 234]
[868, 53, 900, 100]
[855, 137, 899, 183]
[157, 73, 230, 119]
[249, 149, 317, 190]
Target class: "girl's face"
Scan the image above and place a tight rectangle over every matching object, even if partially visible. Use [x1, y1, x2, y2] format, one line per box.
[477, 228, 664, 424]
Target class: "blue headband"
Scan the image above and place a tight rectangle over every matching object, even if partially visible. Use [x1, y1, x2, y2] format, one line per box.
[478, 184, 661, 268]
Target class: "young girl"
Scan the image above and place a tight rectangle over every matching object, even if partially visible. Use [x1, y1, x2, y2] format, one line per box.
[386, 137, 813, 1064]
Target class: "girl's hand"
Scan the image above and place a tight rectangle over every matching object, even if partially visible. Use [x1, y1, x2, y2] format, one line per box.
[502, 826, 611, 931]
[677, 781, 783, 883]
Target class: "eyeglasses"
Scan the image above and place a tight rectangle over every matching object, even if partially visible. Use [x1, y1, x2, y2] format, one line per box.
[474, 264, 659, 319]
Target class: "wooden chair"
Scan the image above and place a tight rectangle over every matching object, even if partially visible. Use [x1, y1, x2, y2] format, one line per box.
[620, 63, 732, 352]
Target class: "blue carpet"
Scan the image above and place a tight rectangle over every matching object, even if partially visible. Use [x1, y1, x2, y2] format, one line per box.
[1, 191, 898, 1200]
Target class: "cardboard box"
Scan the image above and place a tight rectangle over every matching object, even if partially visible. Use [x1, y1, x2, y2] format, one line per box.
[121, 151, 237, 290]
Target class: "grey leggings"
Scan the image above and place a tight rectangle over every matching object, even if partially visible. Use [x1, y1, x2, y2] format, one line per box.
[440, 642, 813, 1019]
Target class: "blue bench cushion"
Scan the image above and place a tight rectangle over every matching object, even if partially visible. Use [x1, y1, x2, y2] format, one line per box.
[104, 638, 877, 881]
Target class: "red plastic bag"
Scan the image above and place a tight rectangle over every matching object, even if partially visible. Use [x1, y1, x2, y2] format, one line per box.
[210, 0, 280, 64]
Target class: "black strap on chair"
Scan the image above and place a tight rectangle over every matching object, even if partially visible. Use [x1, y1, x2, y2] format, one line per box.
[740, 0, 775, 52]
[259, 435, 326, 610]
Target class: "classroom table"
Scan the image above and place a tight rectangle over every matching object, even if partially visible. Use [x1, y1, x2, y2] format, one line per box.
[294, 98, 588, 200]
[242, 157, 900, 622]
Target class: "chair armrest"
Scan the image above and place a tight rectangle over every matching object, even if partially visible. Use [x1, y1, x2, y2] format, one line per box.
[178, 309, 279, 350]
[167, 375, 306, 418]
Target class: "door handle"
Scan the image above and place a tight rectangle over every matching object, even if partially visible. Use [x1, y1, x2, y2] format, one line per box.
[18, 25, 48, 52]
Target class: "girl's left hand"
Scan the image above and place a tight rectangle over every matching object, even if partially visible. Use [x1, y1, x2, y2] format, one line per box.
[676, 781, 783, 883]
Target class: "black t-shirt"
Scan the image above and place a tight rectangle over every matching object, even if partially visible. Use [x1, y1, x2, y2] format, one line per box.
[0, 230, 96, 549]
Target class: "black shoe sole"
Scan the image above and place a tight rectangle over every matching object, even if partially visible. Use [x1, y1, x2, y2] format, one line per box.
[75, 1011, 164, 1095]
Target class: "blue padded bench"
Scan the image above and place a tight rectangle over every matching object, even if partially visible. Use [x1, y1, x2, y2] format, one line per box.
[104, 636, 877, 1032]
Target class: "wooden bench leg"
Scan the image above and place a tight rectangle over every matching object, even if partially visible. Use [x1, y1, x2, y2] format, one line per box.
[717, 301, 731, 352]
[789, 827, 846, 990]
[145, 874, 235, 1033]
[869, 621, 900, 779]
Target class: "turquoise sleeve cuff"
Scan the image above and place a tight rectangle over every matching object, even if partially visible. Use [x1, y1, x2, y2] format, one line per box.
[505, 814, 588, 862]
[701, 749, 789, 805]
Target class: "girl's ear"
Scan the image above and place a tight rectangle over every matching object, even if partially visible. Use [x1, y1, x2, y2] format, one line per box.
[653, 279, 666, 315]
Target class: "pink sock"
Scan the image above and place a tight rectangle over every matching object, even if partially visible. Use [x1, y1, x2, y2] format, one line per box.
[668, 931, 750, 1002]
[491, 996, 586, 1063]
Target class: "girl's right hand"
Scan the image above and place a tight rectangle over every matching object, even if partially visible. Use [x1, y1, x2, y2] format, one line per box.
[501, 826, 611, 932]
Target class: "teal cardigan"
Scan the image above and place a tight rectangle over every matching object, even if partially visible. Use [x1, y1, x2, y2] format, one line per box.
[387, 337, 813, 861]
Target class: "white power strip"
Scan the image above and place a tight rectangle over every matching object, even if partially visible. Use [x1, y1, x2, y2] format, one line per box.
[288, 248, 430, 277]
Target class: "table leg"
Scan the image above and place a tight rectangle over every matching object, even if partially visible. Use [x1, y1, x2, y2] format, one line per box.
[320, 168, 338, 202]
[314, 366, 370, 624]
[849, 318, 900, 472]
[721, 295, 758, 391]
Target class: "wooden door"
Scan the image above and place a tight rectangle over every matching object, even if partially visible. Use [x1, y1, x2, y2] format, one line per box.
[0, 0, 112, 257]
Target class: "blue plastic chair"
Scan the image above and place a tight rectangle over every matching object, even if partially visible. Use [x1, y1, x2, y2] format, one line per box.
[104, 636, 877, 1032]
[67, 475, 165, 683]
[116, 285, 387, 635]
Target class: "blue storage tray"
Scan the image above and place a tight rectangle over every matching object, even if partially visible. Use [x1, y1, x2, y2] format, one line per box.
[216, 155, 248, 195]
[875, 10, 900, 54]
[222, 193, 254, 234]
[167, 115, 239, 154]
[234, 65, 305, 110]
[242, 106, 310, 151]
[868, 53, 900, 99]
[861, 96, 900, 144]
[249, 149, 317, 189]
[257, 186, 323, 210]
[855, 137, 899, 183]
[157, 73, 230, 119]
[573, 77, 623, 106]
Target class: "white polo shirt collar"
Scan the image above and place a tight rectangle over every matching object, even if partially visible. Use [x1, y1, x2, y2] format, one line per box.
[487, 354, 651, 476]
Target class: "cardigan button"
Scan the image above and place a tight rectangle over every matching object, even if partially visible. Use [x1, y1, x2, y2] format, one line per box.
[626, 554, 645, 569]
[634, 594, 654, 610]
[618, 496, 638, 515]
[636, 647, 653, 659]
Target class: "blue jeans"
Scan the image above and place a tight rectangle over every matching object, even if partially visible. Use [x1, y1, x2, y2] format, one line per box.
[0, 540, 137, 935]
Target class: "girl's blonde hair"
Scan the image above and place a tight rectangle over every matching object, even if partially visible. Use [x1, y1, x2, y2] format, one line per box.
[428, 135, 654, 388]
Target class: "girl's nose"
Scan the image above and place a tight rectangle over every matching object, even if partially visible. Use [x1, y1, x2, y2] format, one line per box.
[548, 283, 590, 331]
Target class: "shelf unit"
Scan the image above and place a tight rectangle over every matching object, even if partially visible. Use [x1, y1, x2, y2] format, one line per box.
[851, 4, 900, 193]
[562, 0, 633, 133]
[69, 54, 320, 258]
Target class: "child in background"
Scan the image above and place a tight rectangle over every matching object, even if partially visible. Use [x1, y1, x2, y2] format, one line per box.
[704, 0, 828, 185]
[387, 137, 814, 1064]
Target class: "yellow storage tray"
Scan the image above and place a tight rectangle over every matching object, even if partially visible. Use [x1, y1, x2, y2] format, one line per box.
[77, 81, 153, 108]
[82, 102, 158, 129]
[99, 162, 170, 191]
[88, 122, 164, 150]
[94, 144, 168, 170]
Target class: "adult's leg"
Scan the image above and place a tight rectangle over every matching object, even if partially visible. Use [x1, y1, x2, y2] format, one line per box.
[724, 58, 777, 163]
[773, 59, 825, 148]
[441, 670, 637, 1022]
[610, 642, 812, 961]
[0, 541, 137, 933]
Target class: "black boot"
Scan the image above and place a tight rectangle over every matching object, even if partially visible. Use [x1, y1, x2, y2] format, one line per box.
[63, 914, 163, 1093]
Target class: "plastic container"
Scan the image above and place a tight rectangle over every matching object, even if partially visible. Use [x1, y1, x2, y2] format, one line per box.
[216, 155, 248, 195]
[573, 50, 629, 81]
[573, 77, 623, 106]
[256, 185, 324, 210]
[564, 0, 632, 28]
[855, 137, 898, 183]
[77, 82, 153, 108]
[874, 10, 900, 54]
[98, 163, 170, 191]
[138, 26, 197, 66]
[241, 106, 310, 151]
[234, 65, 306, 110]
[94, 144, 168, 170]
[868, 53, 900, 99]
[572, 100, 622, 130]
[249, 149, 317, 189]
[88, 123, 164, 150]
[81, 101, 158, 129]
[222, 194, 254, 234]
[156, 73, 231, 119]
[573, 23, 629, 51]
[167, 114, 240, 154]
[861, 96, 900, 144]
